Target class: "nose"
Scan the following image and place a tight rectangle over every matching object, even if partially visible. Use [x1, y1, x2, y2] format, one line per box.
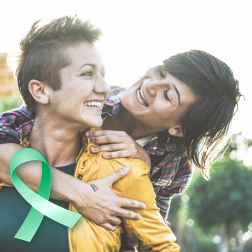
[94, 75, 111, 97]
[145, 79, 160, 97]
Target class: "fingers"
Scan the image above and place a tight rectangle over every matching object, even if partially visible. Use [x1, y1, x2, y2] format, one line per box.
[102, 150, 134, 159]
[99, 168, 146, 209]
[116, 208, 142, 220]
[89, 135, 125, 145]
[119, 197, 146, 210]
[86, 130, 126, 138]
[109, 216, 122, 226]
[90, 142, 136, 158]
[90, 143, 128, 153]
[100, 223, 117, 231]
[86, 130, 130, 145]
[105, 166, 131, 184]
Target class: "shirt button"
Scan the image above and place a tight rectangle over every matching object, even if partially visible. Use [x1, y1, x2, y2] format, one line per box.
[78, 175, 83, 180]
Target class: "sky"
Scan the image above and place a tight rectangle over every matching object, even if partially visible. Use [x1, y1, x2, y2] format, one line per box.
[0, 0, 251, 140]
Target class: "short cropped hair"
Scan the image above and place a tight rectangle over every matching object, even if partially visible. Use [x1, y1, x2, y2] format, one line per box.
[16, 16, 102, 118]
[161, 50, 242, 179]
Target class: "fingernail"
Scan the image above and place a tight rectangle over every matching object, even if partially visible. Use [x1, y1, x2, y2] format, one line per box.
[137, 214, 141, 219]
[103, 153, 108, 157]
[91, 147, 96, 151]
[142, 203, 146, 208]
[85, 132, 89, 136]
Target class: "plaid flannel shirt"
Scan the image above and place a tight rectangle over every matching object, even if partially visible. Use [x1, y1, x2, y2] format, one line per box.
[0, 88, 192, 220]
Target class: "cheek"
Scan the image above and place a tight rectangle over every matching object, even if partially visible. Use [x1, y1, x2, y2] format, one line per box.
[151, 106, 184, 128]
[121, 95, 133, 111]
[152, 105, 172, 119]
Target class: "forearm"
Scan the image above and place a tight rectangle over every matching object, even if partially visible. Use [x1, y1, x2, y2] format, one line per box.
[0, 143, 22, 185]
[0, 143, 79, 203]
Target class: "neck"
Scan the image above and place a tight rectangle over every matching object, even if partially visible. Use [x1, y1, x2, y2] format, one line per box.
[29, 115, 82, 167]
[102, 107, 157, 139]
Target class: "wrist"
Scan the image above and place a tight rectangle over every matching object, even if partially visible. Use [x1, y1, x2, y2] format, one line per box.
[68, 179, 91, 207]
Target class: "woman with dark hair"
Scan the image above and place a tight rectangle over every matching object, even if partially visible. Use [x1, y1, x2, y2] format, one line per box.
[0, 49, 241, 250]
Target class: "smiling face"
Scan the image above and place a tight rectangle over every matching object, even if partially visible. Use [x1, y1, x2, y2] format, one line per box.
[48, 42, 110, 129]
[121, 67, 197, 136]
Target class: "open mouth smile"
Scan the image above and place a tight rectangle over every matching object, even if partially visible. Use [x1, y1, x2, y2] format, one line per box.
[136, 84, 149, 107]
[84, 101, 102, 109]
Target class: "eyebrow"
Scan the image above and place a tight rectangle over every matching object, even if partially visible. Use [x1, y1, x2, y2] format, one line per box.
[77, 63, 106, 75]
[78, 63, 97, 70]
[172, 83, 180, 105]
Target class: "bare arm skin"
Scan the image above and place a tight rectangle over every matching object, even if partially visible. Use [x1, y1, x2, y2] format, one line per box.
[0, 143, 145, 231]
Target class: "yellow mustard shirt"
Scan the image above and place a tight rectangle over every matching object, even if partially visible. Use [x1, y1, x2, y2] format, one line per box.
[0, 129, 180, 252]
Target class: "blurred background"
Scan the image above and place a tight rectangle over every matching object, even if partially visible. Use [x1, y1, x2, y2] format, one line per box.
[0, 1, 251, 251]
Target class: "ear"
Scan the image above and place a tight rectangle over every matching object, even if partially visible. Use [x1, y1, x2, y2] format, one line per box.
[28, 80, 51, 105]
[168, 126, 184, 138]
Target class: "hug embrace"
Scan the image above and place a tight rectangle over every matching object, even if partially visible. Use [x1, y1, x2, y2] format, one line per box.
[0, 16, 241, 251]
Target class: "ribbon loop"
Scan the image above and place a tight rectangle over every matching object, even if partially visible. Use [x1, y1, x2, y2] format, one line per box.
[10, 148, 81, 242]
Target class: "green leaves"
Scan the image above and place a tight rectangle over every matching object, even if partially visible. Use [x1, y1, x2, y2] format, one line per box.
[187, 157, 252, 230]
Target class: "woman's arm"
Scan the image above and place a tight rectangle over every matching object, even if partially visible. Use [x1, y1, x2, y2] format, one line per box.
[0, 143, 145, 231]
[154, 155, 193, 221]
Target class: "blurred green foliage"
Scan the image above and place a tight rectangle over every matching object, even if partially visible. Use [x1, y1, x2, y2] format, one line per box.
[188, 158, 252, 231]
[0, 95, 23, 113]
[169, 135, 252, 252]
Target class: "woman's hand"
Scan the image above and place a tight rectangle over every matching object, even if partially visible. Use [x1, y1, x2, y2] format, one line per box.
[72, 166, 146, 231]
[86, 130, 151, 167]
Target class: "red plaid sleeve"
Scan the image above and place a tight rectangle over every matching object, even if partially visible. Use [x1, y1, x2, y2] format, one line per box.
[153, 156, 192, 220]
[0, 106, 33, 144]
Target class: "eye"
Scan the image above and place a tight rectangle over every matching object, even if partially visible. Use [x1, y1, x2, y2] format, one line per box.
[163, 88, 170, 102]
[81, 71, 92, 77]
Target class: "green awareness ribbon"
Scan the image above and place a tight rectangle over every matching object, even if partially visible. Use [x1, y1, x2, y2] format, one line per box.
[10, 148, 81, 242]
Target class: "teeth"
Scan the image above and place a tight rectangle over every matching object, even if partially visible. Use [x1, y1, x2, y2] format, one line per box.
[84, 101, 102, 108]
[137, 89, 145, 106]
[137, 85, 148, 107]
[140, 85, 148, 104]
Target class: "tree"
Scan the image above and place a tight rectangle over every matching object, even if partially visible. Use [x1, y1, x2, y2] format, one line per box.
[187, 157, 252, 252]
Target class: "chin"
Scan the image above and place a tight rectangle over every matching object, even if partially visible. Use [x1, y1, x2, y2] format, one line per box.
[88, 118, 103, 128]
[79, 110, 103, 128]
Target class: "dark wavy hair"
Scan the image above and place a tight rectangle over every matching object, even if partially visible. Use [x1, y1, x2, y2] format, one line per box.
[160, 50, 242, 179]
[16, 16, 102, 118]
